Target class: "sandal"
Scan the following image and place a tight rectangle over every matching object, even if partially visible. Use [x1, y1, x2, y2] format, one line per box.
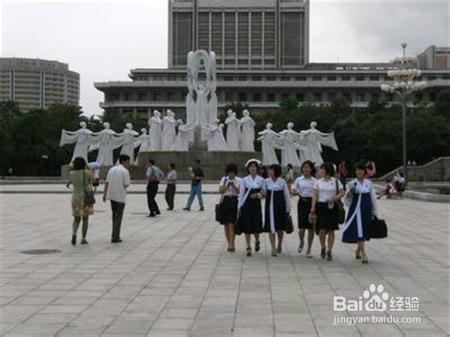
[320, 248, 326, 259]
[327, 251, 333, 261]
[355, 249, 361, 260]
[306, 252, 312, 258]
[271, 249, 277, 257]
[277, 247, 282, 254]
[298, 242, 304, 254]
[255, 241, 261, 252]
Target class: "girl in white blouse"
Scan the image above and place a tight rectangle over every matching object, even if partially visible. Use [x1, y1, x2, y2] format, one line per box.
[311, 162, 345, 261]
[263, 164, 291, 256]
[237, 159, 265, 257]
[292, 161, 317, 258]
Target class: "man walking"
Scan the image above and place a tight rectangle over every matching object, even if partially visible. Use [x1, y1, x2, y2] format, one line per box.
[103, 154, 131, 243]
[165, 163, 177, 210]
[183, 159, 205, 211]
[146, 159, 165, 217]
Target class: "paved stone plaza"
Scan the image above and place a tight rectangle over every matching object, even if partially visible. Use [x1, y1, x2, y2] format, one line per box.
[0, 188, 448, 336]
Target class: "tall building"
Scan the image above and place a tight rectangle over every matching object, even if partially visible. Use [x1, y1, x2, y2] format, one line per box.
[95, 0, 450, 117]
[0, 58, 80, 112]
[169, 0, 309, 69]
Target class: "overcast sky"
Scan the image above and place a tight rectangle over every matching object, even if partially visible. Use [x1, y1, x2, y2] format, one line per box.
[1, 0, 449, 116]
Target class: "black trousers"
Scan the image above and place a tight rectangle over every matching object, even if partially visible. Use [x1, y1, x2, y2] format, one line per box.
[110, 200, 125, 241]
[147, 181, 160, 214]
[165, 184, 176, 209]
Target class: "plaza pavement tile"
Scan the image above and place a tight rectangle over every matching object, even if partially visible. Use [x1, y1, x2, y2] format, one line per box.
[0, 188, 448, 336]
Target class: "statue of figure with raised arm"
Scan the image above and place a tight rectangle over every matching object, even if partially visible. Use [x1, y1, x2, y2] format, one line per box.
[134, 128, 152, 164]
[59, 121, 93, 162]
[257, 123, 282, 165]
[148, 110, 162, 151]
[161, 110, 178, 150]
[116, 123, 139, 164]
[224, 110, 240, 151]
[300, 121, 339, 166]
[239, 109, 256, 152]
[170, 120, 195, 152]
[89, 122, 121, 166]
[204, 119, 229, 151]
[279, 122, 302, 167]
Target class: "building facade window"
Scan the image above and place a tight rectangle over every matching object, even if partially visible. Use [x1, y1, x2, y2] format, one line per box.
[239, 93, 247, 102]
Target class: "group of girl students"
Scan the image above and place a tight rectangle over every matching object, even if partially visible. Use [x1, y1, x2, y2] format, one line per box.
[218, 159, 378, 263]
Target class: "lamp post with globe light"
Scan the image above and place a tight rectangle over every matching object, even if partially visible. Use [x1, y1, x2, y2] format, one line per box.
[381, 42, 427, 185]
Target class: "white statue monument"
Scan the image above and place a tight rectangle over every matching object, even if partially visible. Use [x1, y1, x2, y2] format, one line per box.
[170, 120, 195, 152]
[204, 119, 229, 151]
[148, 110, 162, 151]
[279, 122, 302, 167]
[224, 110, 240, 151]
[239, 109, 256, 152]
[59, 121, 93, 162]
[161, 110, 177, 150]
[117, 123, 139, 163]
[134, 128, 152, 164]
[257, 123, 282, 165]
[300, 121, 338, 166]
[89, 122, 121, 166]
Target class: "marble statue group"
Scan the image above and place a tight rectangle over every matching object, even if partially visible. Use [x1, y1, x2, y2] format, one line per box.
[59, 49, 338, 168]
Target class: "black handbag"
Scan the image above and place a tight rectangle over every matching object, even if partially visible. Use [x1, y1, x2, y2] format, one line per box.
[215, 203, 222, 223]
[285, 214, 294, 234]
[83, 170, 96, 207]
[335, 179, 345, 224]
[371, 217, 388, 239]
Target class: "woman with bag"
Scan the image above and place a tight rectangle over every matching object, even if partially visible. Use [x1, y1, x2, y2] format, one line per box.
[237, 159, 265, 257]
[310, 162, 345, 261]
[218, 163, 241, 252]
[263, 164, 291, 257]
[292, 160, 317, 258]
[68, 157, 95, 246]
[342, 161, 378, 264]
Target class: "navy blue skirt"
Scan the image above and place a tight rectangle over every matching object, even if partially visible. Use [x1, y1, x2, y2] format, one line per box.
[237, 188, 263, 234]
[342, 192, 373, 243]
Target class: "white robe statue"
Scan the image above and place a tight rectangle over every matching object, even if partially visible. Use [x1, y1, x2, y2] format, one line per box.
[257, 123, 282, 165]
[239, 109, 255, 152]
[148, 110, 162, 151]
[300, 121, 339, 166]
[89, 122, 121, 166]
[134, 128, 152, 164]
[170, 120, 194, 152]
[204, 119, 229, 151]
[225, 110, 240, 151]
[59, 121, 93, 162]
[279, 122, 302, 167]
[116, 123, 139, 163]
[161, 110, 178, 150]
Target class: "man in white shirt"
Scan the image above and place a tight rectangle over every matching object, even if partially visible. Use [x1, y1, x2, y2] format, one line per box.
[103, 154, 131, 243]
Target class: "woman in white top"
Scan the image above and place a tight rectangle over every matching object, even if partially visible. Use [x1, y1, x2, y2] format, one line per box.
[342, 161, 378, 264]
[292, 161, 317, 258]
[263, 164, 291, 256]
[237, 159, 265, 257]
[311, 162, 345, 261]
[218, 163, 241, 252]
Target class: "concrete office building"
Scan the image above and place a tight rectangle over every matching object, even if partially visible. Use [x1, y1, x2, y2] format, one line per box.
[0, 58, 80, 112]
[95, 0, 450, 116]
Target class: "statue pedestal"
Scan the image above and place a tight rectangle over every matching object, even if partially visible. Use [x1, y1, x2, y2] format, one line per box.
[190, 126, 207, 151]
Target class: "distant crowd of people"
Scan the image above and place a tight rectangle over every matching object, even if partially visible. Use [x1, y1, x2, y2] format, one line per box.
[67, 157, 384, 264]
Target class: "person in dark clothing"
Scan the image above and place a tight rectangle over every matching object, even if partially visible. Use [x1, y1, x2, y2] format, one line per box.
[183, 159, 205, 211]
[165, 163, 177, 210]
[146, 159, 165, 217]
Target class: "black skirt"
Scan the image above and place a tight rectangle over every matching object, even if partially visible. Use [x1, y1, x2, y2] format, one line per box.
[237, 188, 263, 234]
[263, 190, 287, 233]
[220, 195, 238, 225]
[316, 202, 339, 231]
[298, 197, 313, 229]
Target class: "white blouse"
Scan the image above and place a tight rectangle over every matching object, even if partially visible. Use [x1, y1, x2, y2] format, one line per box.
[293, 176, 317, 198]
[238, 175, 266, 208]
[219, 176, 241, 197]
[265, 177, 291, 213]
[313, 177, 343, 203]
[345, 178, 378, 215]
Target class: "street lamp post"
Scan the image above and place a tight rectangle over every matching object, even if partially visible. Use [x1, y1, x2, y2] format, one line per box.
[381, 42, 427, 185]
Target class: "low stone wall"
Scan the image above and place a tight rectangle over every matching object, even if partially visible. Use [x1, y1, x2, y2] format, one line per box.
[380, 157, 450, 182]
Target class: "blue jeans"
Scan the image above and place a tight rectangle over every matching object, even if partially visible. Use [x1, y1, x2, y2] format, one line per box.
[187, 184, 204, 208]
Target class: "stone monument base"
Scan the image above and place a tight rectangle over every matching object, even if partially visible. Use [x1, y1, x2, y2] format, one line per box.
[135, 151, 262, 180]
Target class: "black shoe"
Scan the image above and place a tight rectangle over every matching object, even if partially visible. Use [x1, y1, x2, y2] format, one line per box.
[199, 207, 205, 211]
[80, 238, 88, 245]
[255, 241, 261, 252]
[71, 235, 76, 246]
[167, 208, 173, 211]
[111, 238, 123, 243]
[156, 210, 161, 215]
[246, 247, 252, 257]
[183, 207, 190, 211]
[148, 213, 156, 217]
[320, 248, 326, 259]
[327, 251, 333, 261]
